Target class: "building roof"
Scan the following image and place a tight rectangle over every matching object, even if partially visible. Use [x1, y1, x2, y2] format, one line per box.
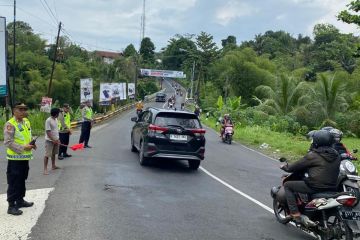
[94, 51, 122, 59]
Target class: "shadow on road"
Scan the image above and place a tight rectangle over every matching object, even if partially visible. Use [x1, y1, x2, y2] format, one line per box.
[145, 158, 199, 174]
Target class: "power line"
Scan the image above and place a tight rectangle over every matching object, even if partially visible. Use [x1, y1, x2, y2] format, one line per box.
[38, 0, 57, 25]
[17, 6, 57, 29]
[42, 0, 58, 23]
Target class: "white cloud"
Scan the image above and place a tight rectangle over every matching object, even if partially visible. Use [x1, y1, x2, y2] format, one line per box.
[215, 1, 258, 26]
[289, 0, 359, 35]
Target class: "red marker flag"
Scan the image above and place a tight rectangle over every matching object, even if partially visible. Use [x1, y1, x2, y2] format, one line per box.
[70, 143, 84, 151]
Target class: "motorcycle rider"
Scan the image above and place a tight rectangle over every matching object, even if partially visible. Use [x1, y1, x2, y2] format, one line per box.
[321, 127, 356, 160]
[135, 100, 144, 116]
[280, 130, 341, 224]
[220, 114, 233, 137]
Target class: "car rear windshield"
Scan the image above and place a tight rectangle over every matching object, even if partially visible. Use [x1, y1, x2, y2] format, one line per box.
[155, 113, 201, 129]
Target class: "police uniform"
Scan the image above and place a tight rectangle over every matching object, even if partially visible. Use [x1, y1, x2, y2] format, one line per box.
[58, 106, 72, 158]
[79, 104, 93, 148]
[4, 103, 34, 215]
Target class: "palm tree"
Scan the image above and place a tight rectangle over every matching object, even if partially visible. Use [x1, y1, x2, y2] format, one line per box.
[308, 73, 348, 121]
[254, 74, 311, 115]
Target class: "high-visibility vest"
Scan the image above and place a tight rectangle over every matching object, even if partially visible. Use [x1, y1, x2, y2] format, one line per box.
[85, 107, 93, 120]
[58, 112, 71, 130]
[6, 117, 33, 161]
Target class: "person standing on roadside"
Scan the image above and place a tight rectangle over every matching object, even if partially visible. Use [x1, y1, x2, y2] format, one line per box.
[4, 103, 37, 215]
[44, 108, 61, 175]
[58, 103, 72, 159]
[79, 100, 93, 148]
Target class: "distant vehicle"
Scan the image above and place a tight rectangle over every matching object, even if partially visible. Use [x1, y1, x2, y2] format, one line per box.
[155, 92, 167, 102]
[130, 107, 206, 170]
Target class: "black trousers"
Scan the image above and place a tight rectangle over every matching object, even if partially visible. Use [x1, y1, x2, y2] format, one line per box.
[59, 132, 70, 156]
[7, 160, 29, 204]
[284, 181, 316, 214]
[79, 121, 91, 146]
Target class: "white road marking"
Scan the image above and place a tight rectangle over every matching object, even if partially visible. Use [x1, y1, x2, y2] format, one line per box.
[0, 188, 54, 240]
[200, 167, 274, 213]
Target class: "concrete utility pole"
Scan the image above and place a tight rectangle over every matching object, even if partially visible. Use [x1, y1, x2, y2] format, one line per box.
[12, 0, 16, 105]
[47, 22, 61, 97]
[191, 61, 195, 99]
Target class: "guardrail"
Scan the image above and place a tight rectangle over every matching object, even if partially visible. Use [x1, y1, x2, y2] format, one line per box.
[70, 90, 160, 128]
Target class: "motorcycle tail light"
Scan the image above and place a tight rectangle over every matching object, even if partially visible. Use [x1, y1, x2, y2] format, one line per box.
[148, 124, 168, 134]
[336, 195, 357, 207]
[191, 129, 206, 137]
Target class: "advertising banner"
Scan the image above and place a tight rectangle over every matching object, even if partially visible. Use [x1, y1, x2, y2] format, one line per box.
[119, 82, 127, 100]
[0, 17, 7, 96]
[80, 78, 93, 104]
[140, 69, 185, 78]
[40, 97, 52, 113]
[99, 83, 112, 102]
[128, 83, 135, 99]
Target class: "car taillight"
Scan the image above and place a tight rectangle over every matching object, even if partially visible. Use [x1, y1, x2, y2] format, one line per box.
[191, 129, 206, 137]
[148, 124, 168, 134]
[336, 195, 357, 207]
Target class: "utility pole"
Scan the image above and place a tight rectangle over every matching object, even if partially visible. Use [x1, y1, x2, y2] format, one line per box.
[12, 0, 16, 106]
[47, 22, 61, 97]
[191, 61, 195, 99]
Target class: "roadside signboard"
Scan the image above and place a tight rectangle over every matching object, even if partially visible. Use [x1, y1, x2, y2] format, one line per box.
[0, 17, 7, 96]
[128, 83, 135, 99]
[80, 78, 93, 104]
[40, 97, 52, 113]
[140, 69, 185, 78]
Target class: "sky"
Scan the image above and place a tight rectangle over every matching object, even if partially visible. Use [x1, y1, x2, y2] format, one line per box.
[0, 0, 359, 52]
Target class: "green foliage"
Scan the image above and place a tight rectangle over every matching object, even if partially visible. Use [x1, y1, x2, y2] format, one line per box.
[123, 44, 137, 58]
[140, 37, 155, 65]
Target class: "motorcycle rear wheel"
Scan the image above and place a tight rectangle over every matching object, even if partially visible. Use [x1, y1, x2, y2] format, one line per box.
[273, 198, 291, 224]
[319, 213, 353, 240]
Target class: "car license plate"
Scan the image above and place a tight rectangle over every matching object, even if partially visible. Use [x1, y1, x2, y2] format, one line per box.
[170, 134, 187, 141]
[341, 211, 360, 221]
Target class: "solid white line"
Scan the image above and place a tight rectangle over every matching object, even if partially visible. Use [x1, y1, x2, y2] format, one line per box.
[199, 166, 274, 213]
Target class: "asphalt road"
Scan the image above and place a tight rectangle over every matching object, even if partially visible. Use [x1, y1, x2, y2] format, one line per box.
[0, 80, 314, 240]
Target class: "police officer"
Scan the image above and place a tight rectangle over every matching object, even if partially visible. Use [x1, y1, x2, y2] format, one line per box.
[58, 103, 72, 159]
[79, 100, 93, 148]
[4, 103, 36, 215]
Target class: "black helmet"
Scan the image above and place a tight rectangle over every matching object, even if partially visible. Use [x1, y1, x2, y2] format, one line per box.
[321, 126, 334, 131]
[312, 130, 333, 148]
[329, 128, 343, 143]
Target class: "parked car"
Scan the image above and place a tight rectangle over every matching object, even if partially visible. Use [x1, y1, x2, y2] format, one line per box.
[155, 93, 166, 102]
[130, 107, 206, 170]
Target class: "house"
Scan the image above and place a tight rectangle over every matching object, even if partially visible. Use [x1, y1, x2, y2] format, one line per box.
[94, 51, 122, 64]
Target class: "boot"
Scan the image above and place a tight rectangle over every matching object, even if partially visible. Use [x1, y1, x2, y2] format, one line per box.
[8, 202, 23, 215]
[16, 199, 34, 208]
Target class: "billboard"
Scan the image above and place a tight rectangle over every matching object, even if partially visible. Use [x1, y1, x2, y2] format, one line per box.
[128, 83, 135, 99]
[80, 78, 93, 104]
[0, 17, 7, 96]
[40, 97, 52, 113]
[99, 82, 127, 104]
[140, 69, 185, 78]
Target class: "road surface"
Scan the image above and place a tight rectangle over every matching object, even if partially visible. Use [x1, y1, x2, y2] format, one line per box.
[0, 79, 313, 240]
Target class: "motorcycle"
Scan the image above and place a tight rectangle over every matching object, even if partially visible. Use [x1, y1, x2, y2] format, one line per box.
[271, 158, 360, 239]
[337, 149, 360, 206]
[222, 124, 234, 144]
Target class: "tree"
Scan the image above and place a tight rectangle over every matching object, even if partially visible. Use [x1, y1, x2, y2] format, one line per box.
[254, 75, 310, 115]
[123, 44, 137, 58]
[162, 35, 196, 71]
[338, 0, 360, 26]
[139, 37, 155, 65]
[308, 74, 348, 121]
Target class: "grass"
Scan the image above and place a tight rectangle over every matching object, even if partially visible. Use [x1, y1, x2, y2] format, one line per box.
[200, 116, 360, 169]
